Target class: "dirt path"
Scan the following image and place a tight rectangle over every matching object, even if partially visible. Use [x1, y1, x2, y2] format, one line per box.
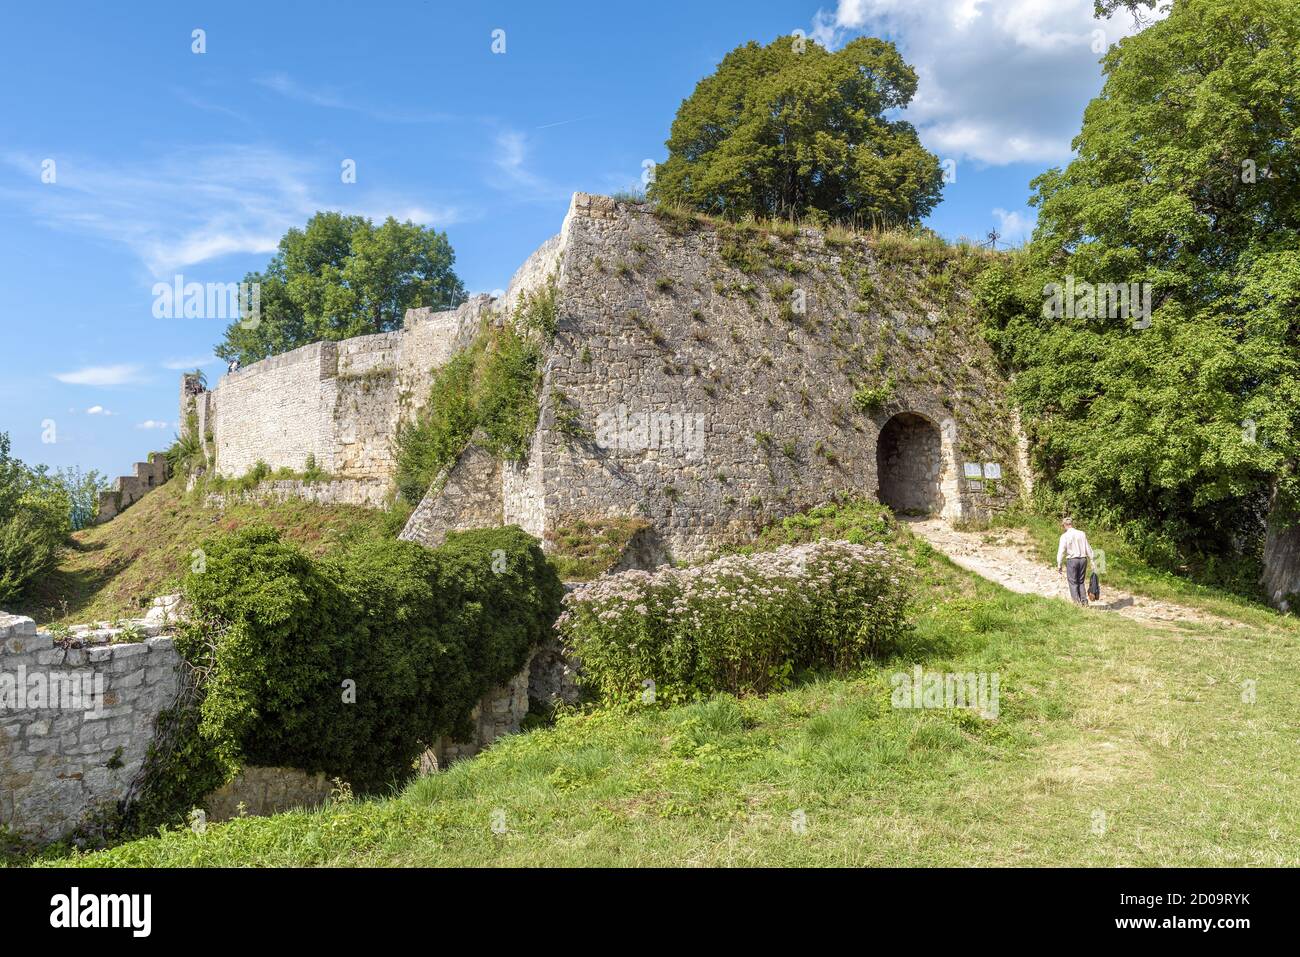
[906, 518, 1241, 630]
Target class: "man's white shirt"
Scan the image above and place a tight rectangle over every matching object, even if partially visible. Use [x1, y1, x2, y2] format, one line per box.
[1057, 528, 1095, 566]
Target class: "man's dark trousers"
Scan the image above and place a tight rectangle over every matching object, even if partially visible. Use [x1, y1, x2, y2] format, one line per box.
[1066, 557, 1089, 605]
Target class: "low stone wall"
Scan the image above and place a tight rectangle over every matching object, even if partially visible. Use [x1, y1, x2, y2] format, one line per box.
[0, 603, 183, 843]
[95, 452, 169, 523]
[2, 596, 557, 840]
[204, 767, 336, 823]
[427, 653, 534, 768]
[203, 477, 391, 510]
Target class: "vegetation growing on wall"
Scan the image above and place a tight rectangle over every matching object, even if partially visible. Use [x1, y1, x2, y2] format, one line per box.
[544, 517, 651, 580]
[394, 284, 557, 505]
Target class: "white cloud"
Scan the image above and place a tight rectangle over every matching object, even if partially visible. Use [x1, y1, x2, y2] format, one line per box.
[85, 405, 112, 415]
[1, 146, 468, 274]
[993, 207, 1036, 244]
[162, 356, 217, 371]
[808, 0, 1162, 165]
[54, 364, 144, 386]
[136, 420, 169, 430]
[488, 130, 570, 202]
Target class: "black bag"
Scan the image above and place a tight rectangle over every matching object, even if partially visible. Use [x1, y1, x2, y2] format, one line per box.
[1088, 571, 1100, 602]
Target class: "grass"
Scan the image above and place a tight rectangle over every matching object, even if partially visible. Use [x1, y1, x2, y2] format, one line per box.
[36, 517, 1300, 867]
[10, 479, 406, 626]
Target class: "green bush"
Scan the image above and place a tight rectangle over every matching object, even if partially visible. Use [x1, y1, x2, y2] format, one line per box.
[176, 524, 563, 792]
[0, 432, 71, 605]
[852, 378, 895, 413]
[559, 539, 910, 703]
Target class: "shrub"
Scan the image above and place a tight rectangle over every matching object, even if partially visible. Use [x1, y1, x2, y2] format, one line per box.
[394, 324, 541, 505]
[559, 539, 910, 703]
[176, 524, 562, 793]
[853, 378, 895, 413]
[55, 466, 109, 530]
[0, 432, 70, 605]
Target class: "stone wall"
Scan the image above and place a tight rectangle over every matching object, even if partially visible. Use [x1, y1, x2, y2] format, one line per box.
[203, 477, 391, 510]
[184, 296, 493, 486]
[203, 767, 335, 823]
[426, 653, 534, 768]
[0, 602, 183, 843]
[95, 452, 169, 523]
[400, 442, 504, 548]
[1, 596, 548, 841]
[404, 193, 1024, 562]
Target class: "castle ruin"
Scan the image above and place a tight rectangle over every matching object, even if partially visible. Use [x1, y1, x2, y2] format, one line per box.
[180, 192, 1027, 563]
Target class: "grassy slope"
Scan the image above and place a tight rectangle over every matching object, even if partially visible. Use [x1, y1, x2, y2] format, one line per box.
[11, 479, 403, 626]
[50, 533, 1300, 868]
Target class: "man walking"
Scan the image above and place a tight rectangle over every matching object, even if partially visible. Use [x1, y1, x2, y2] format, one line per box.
[1056, 516, 1095, 606]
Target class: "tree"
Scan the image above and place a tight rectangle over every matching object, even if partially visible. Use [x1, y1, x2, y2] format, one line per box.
[0, 433, 71, 605]
[1093, 0, 1171, 23]
[55, 466, 108, 531]
[648, 35, 944, 228]
[983, 0, 1300, 598]
[215, 213, 466, 365]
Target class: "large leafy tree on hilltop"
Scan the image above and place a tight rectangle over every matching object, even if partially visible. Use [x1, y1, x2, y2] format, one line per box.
[980, 0, 1300, 596]
[648, 35, 944, 227]
[216, 212, 466, 365]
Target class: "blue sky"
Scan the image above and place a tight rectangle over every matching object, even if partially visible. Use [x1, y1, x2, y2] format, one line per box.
[0, 0, 1149, 477]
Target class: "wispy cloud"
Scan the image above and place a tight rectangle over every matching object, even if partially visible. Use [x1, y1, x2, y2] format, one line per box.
[162, 356, 217, 370]
[535, 115, 597, 130]
[136, 420, 169, 430]
[808, 0, 1161, 165]
[993, 207, 1036, 244]
[489, 130, 570, 202]
[172, 88, 250, 124]
[255, 73, 455, 124]
[1, 146, 469, 274]
[85, 405, 112, 415]
[54, 364, 144, 386]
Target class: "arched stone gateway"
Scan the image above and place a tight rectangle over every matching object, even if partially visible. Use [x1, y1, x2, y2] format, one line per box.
[876, 412, 945, 515]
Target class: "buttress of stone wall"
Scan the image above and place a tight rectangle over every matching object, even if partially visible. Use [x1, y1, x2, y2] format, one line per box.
[526, 193, 1021, 562]
[400, 442, 504, 548]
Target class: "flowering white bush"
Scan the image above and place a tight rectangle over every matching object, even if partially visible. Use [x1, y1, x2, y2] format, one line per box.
[558, 539, 910, 701]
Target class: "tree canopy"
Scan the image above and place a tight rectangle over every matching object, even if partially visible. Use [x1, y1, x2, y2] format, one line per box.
[980, 0, 1300, 585]
[215, 212, 466, 365]
[648, 35, 944, 227]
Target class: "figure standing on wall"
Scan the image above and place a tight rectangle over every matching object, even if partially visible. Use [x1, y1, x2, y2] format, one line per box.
[228, 358, 241, 374]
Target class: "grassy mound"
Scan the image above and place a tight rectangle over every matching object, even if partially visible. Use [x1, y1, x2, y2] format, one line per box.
[9, 479, 405, 626]
[40, 523, 1300, 868]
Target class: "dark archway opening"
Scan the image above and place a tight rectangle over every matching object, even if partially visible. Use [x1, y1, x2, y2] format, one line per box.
[876, 412, 943, 515]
